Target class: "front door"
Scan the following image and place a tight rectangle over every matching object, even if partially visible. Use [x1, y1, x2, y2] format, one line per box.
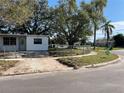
[19, 37, 26, 51]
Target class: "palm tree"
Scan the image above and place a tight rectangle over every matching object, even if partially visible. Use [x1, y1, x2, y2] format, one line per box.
[69, 0, 77, 12]
[101, 20, 115, 47]
[81, 0, 107, 50]
[59, 0, 77, 13]
[91, 0, 108, 50]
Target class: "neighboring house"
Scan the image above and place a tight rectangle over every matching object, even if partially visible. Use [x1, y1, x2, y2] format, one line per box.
[96, 40, 114, 47]
[0, 34, 48, 51]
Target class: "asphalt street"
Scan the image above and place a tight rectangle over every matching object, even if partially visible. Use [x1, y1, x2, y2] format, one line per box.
[0, 50, 124, 93]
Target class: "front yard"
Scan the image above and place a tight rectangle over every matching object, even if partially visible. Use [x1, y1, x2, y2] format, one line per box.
[57, 51, 118, 69]
[0, 60, 18, 75]
[0, 50, 119, 76]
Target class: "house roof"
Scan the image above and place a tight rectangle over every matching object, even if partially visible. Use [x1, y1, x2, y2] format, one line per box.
[0, 34, 48, 37]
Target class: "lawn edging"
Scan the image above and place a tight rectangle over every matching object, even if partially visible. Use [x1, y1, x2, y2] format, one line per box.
[53, 51, 97, 59]
[83, 55, 121, 68]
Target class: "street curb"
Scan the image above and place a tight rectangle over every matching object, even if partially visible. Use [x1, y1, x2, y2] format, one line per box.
[0, 68, 73, 77]
[83, 56, 121, 68]
[0, 54, 121, 77]
[0, 56, 120, 78]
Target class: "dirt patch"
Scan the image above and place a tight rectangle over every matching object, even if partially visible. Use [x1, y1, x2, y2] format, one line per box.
[0, 61, 18, 75]
[2, 58, 72, 75]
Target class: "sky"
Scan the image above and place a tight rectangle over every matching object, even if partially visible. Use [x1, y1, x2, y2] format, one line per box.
[48, 0, 124, 40]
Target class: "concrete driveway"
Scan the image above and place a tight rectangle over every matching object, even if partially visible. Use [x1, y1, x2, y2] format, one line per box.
[0, 50, 124, 93]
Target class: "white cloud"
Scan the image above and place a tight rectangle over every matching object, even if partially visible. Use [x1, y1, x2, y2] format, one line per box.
[112, 21, 124, 35]
[112, 21, 124, 29]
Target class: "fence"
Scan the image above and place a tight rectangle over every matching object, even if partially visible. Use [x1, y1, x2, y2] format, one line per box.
[49, 44, 91, 49]
[0, 46, 19, 59]
[49, 44, 92, 56]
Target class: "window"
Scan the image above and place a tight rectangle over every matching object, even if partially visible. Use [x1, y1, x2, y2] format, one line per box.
[3, 37, 16, 45]
[34, 38, 42, 44]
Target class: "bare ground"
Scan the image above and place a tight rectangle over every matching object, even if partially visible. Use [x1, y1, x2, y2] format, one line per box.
[2, 58, 72, 75]
[2, 52, 96, 75]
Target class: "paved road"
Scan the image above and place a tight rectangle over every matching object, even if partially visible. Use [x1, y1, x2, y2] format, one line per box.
[0, 50, 124, 93]
[112, 50, 124, 56]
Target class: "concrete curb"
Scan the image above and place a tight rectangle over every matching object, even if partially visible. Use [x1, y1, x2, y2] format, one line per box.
[82, 56, 121, 69]
[0, 56, 120, 77]
[0, 59, 24, 61]
[0, 68, 73, 77]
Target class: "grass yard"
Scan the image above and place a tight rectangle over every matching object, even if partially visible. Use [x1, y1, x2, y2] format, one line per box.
[96, 47, 124, 51]
[113, 47, 124, 50]
[95, 47, 106, 51]
[57, 51, 118, 69]
[0, 60, 18, 74]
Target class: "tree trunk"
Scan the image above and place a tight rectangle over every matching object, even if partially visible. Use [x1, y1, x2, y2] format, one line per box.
[106, 31, 110, 48]
[106, 39, 109, 48]
[93, 26, 97, 50]
[68, 40, 74, 49]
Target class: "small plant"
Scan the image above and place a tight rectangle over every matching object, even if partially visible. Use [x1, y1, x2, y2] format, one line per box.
[105, 48, 110, 55]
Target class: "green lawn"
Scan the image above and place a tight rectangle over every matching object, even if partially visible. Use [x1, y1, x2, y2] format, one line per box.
[57, 51, 118, 69]
[113, 47, 124, 50]
[96, 47, 124, 51]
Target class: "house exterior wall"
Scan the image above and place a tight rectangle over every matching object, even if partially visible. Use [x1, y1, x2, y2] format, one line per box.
[26, 36, 48, 51]
[0, 35, 48, 51]
[0, 36, 19, 51]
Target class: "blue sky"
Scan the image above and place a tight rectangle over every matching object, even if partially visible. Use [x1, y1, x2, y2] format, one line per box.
[99, 0, 124, 40]
[48, 0, 124, 40]
[105, 0, 124, 22]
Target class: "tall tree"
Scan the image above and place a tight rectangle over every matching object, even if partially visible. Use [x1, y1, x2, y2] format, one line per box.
[81, 0, 107, 50]
[0, 0, 35, 24]
[58, 0, 77, 11]
[51, 0, 92, 47]
[101, 20, 115, 47]
[11, 0, 52, 35]
[23, 0, 50, 35]
[113, 34, 124, 47]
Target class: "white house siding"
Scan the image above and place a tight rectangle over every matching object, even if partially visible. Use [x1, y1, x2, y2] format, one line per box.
[26, 36, 48, 51]
[0, 36, 19, 51]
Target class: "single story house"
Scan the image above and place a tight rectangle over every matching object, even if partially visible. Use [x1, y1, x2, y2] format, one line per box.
[96, 40, 114, 47]
[0, 34, 48, 51]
